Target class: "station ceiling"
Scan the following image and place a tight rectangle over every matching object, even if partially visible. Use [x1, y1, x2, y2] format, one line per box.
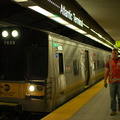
[0, 0, 118, 50]
[0, 0, 87, 40]
[75, 0, 120, 41]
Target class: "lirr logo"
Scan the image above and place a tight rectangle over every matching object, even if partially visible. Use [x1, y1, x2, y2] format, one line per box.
[4, 84, 10, 91]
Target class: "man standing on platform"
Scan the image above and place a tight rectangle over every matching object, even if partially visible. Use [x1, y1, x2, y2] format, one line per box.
[104, 48, 120, 116]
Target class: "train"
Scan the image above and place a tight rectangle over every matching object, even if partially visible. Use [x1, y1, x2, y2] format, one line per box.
[0, 26, 111, 113]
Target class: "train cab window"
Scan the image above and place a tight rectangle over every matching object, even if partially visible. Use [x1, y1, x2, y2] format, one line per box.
[73, 60, 79, 76]
[26, 46, 48, 80]
[59, 53, 64, 74]
[0, 46, 25, 80]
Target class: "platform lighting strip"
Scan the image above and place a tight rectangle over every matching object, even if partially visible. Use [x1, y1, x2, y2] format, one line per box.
[90, 29, 113, 46]
[28, 5, 114, 49]
[85, 34, 113, 49]
[14, 0, 28, 2]
[28, 6, 86, 34]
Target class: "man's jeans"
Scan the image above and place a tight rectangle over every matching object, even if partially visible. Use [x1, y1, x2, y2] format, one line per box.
[109, 82, 120, 111]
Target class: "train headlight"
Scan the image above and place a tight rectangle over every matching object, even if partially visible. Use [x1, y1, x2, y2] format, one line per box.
[12, 30, 18, 37]
[29, 85, 35, 92]
[2, 30, 8, 37]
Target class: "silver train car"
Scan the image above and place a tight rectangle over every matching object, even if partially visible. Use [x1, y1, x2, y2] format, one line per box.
[0, 26, 111, 113]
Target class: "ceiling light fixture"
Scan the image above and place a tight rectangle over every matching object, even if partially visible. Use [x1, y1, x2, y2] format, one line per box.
[28, 5, 113, 49]
[28, 6, 55, 17]
[14, 0, 28, 2]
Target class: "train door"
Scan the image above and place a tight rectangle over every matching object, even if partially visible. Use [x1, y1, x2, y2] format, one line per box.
[84, 50, 90, 88]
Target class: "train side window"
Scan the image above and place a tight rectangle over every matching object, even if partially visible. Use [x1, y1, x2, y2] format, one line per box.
[102, 60, 104, 68]
[93, 60, 97, 70]
[102, 60, 105, 68]
[59, 53, 64, 74]
[97, 60, 100, 69]
[73, 60, 79, 76]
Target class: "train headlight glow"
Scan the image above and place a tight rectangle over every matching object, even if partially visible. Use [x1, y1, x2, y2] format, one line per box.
[29, 85, 35, 92]
[2, 30, 8, 37]
[12, 30, 18, 37]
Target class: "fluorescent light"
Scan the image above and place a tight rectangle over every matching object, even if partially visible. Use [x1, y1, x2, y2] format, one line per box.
[85, 34, 93, 38]
[65, 24, 78, 30]
[28, 6, 113, 49]
[52, 17, 87, 34]
[29, 6, 87, 35]
[14, 0, 28, 1]
[85, 34, 113, 49]
[105, 39, 114, 46]
[65, 25, 87, 34]
[51, 17, 69, 24]
[76, 29, 87, 34]
[28, 6, 55, 17]
[83, 23, 89, 29]
[86, 34, 103, 43]
[103, 43, 113, 49]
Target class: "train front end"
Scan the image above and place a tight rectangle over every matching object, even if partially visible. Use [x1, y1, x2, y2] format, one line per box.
[0, 26, 49, 112]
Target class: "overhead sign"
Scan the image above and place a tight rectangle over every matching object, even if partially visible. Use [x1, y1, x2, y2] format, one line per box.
[32, 0, 114, 45]
[60, 4, 84, 28]
[14, 0, 115, 47]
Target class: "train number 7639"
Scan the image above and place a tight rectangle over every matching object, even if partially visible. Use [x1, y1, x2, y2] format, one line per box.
[4, 41, 15, 45]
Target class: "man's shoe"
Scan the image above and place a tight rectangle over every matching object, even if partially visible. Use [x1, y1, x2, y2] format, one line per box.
[110, 111, 116, 116]
[118, 107, 120, 111]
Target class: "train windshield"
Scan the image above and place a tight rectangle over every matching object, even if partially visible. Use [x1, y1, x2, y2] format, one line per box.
[26, 46, 48, 80]
[0, 27, 48, 81]
[0, 45, 48, 81]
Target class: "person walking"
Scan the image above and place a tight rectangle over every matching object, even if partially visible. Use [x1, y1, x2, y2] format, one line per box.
[104, 48, 120, 116]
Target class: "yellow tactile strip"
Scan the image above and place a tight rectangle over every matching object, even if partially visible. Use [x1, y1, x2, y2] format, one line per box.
[41, 80, 104, 120]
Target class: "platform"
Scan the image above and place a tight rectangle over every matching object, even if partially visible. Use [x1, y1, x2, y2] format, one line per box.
[41, 80, 120, 120]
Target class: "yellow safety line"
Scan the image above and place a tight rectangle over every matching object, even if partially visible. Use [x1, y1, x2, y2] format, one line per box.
[41, 80, 104, 120]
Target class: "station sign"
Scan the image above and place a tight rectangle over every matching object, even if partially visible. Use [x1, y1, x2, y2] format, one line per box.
[14, 0, 115, 47]
[33, 0, 87, 29]
[31, 0, 114, 45]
